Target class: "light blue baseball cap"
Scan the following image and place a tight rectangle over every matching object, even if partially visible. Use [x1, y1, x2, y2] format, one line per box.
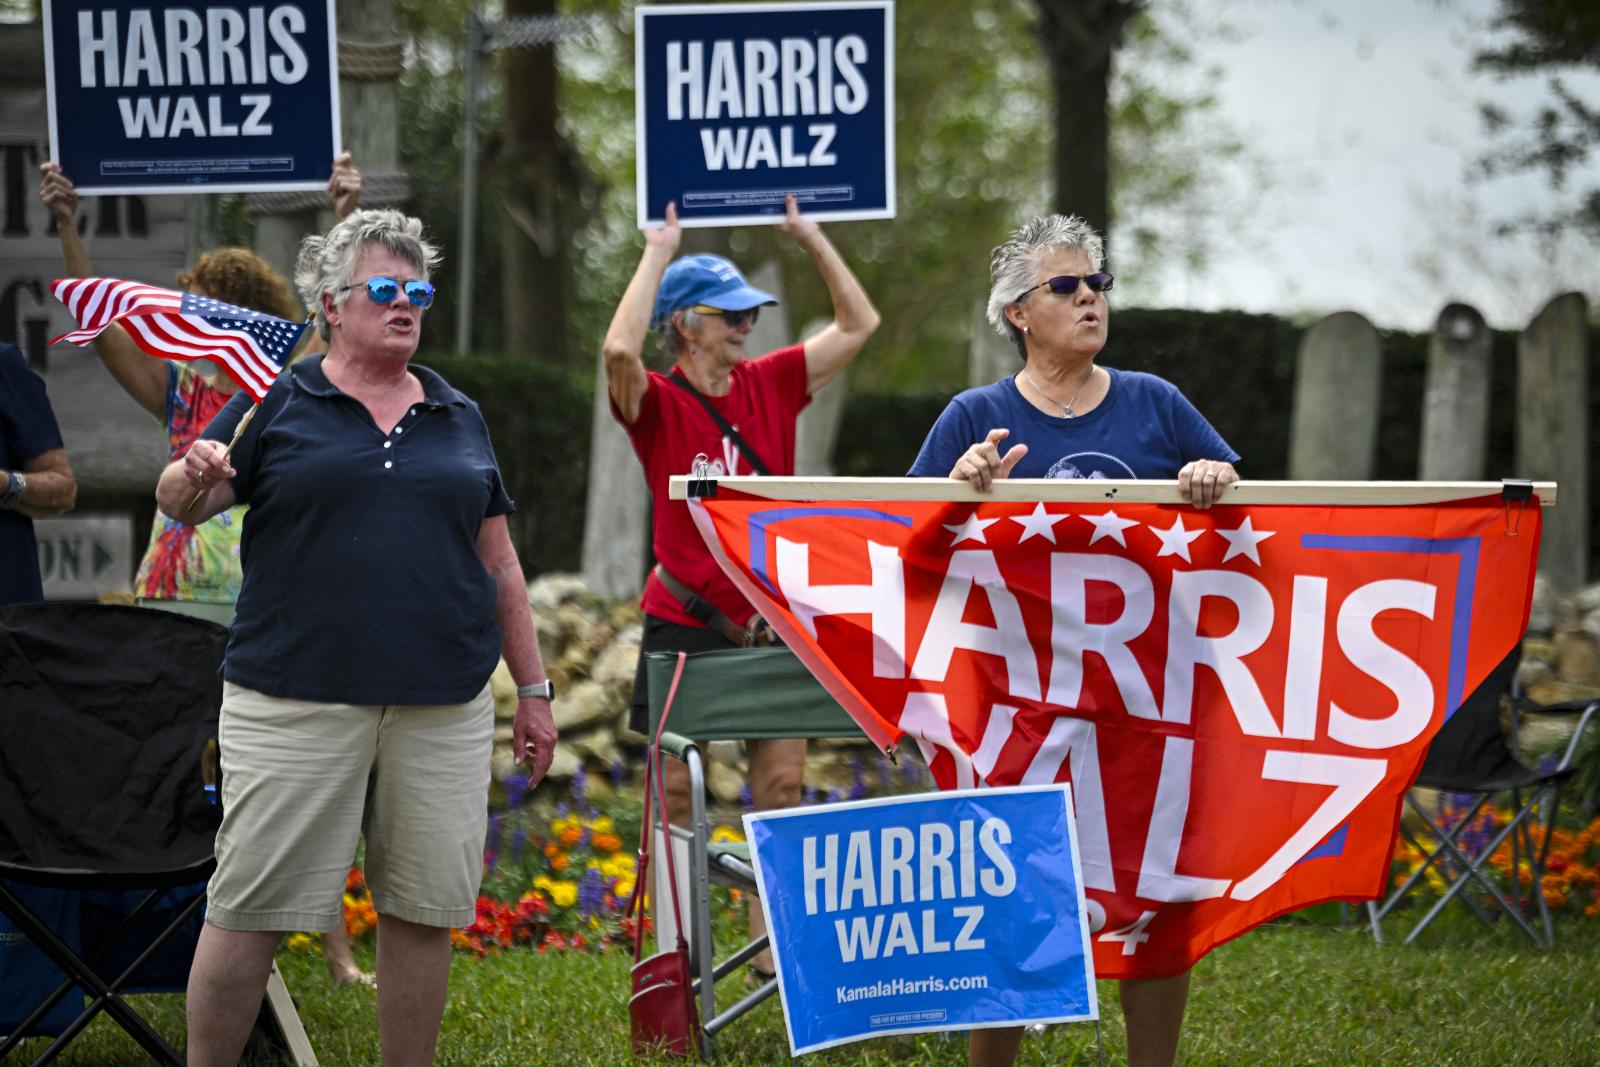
[652, 254, 779, 328]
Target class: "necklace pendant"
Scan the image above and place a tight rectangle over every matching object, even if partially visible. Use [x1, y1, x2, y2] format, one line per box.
[1062, 405, 1074, 419]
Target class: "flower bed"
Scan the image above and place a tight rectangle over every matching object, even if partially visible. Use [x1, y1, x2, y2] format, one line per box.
[1391, 799, 1600, 916]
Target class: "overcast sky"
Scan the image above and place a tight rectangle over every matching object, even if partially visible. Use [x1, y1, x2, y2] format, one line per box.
[1128, 0, 1600, 330]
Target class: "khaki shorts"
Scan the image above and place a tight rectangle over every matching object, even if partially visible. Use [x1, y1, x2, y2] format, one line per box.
[206, 681, 494, 932]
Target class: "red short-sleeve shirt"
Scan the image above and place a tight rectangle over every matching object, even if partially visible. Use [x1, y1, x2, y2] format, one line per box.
[614, 345, 811, 627]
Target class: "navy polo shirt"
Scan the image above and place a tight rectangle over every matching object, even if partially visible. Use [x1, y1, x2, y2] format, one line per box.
[202, 355, 514, 705]
[0, 343, 65, 606]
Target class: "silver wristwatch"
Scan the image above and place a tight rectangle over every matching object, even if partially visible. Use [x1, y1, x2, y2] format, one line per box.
[516, 679, 554, 700]
[0, 470, 25, 510]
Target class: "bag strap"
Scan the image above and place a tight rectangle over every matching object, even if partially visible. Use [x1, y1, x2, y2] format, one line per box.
[633, 651, 691, 961]
[631, 748, 655, 963]
[654, 563, 771, 647]
[666, 372, 773, 476]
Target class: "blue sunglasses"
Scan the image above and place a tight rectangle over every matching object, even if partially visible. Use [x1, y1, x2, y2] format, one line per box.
[339, 276, 436, 309]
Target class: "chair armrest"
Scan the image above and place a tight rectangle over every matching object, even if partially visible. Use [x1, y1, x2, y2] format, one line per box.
[1539, 702, 1600, 773]
[1518, 697, 1600, 717]
[656, 731, 698, 763]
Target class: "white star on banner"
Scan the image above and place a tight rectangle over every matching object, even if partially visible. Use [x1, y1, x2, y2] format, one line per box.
[1151, 515, 1206, 562]
[1011, 502, 1067, 544]
[943, 513, 1000, 545]
[1082, 509, 1141, 547]
[1216, 516, 1276, 565]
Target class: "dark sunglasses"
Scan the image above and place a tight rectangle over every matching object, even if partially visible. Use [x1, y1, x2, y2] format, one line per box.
[689, 304, 760, 328]
[1019, 272, 1114, 300]
[339, 276, 436, 309]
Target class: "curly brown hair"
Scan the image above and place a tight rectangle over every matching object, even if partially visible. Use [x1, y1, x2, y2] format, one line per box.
[177, 248, 302, 320]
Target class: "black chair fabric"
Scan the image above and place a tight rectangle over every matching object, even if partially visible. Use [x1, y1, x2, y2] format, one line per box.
[0, 603, 225, 885]
[0, 603, 226, 1054]
[1416, 647, 1547, 793]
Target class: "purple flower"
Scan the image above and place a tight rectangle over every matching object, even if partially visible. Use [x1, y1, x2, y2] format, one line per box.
[577, 867, 607, 918]
[487, 814, 505, 852]
[571, 766, 588, 804]
[503, 772, 531, 809]
[511, 827, 526, 861]
[824, 789, 841, 805]
[610, 759, 627, 790]
[739, 784, 753, 811]
[803, 785, 819, 806]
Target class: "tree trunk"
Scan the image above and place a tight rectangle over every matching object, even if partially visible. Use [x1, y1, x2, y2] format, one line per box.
[499, 0, 593, 366]
[1034, 0, 1141, 243]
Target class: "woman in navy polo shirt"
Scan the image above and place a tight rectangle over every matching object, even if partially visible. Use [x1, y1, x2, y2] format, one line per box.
[156, 209, 557, 1067]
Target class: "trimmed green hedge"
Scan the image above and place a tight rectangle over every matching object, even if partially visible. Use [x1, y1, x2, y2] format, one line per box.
[420, 355, 594, 578]
[431, 312, 1597, 577]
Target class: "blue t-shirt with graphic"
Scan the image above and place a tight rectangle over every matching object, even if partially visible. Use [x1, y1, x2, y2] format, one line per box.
[908, 367, 1238, 480]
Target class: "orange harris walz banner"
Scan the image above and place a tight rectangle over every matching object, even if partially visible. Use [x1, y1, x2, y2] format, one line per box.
[688, 488, 1541, 978]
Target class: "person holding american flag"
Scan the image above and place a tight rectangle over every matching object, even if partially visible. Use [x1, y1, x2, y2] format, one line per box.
[154, 208, 556, 1067]
[40, 154, 380, 989]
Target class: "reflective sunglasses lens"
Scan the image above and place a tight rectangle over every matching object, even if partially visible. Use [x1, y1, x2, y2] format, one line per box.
[732, 308, 758, 328]
[1045, 276, 1082, 295]
[365, 277, 400, 304]
[1087, 273, 1114, 292]
[404, 280, 435, 308]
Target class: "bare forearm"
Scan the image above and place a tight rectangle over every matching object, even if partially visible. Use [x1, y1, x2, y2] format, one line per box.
[492, 557, 547, 686]
[603, 246, 673, 367]
[602, 245, 673, 421]
[155, 459, 228, 525]
[56, 215, 94, 278]
[6, 461, 76, 518]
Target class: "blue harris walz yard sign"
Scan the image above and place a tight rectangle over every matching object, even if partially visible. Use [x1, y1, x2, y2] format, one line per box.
[744, 784, 1097, 1056]
[635, 1, 895, 228]
[42, 0, 340, 194]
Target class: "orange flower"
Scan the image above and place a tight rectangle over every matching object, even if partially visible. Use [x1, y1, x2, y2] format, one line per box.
[592, 832, 623, 853]
[559, 826, 584, 848]
[549, 852, 571, 872]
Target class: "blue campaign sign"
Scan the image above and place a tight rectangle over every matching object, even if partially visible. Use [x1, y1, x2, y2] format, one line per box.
[744, 784, 1097, 1056]
[41, 0, 340, 195]
[634, 1, 895, 228]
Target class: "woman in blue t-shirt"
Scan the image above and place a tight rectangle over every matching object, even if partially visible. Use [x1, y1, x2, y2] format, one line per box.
[912, 215, 1237, 1067]
[909, 214, 1238, 509]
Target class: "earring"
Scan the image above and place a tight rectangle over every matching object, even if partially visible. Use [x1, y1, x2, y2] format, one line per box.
[1022, 325, 1030, 335]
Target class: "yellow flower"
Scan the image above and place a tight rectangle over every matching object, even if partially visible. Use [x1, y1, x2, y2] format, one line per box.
[285, 933, 321, 955]
[590, 816, 615, 834]
[615, 878, 636, 900]
[549, 882, 579, 908]
[710, 825, 745, 844]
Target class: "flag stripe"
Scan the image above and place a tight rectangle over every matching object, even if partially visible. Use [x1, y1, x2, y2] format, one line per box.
[49, 277, 304, 403]
[124, 315, 273, 399]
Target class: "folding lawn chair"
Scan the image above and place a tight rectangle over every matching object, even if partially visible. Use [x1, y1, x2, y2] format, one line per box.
[644, 647, 868, 1061]
[0, 602, 313, 1066]
[1369, 645, 1599, 946]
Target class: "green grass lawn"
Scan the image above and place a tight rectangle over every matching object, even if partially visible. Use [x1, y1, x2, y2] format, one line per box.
[11, 908, 1599, 1066]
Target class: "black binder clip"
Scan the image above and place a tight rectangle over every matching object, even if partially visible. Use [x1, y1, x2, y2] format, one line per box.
[687, 454, 718, 499]
[1501, 478, 1533, 537]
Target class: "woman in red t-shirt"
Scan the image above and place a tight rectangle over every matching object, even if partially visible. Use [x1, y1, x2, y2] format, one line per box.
[602, 196, 879, 978]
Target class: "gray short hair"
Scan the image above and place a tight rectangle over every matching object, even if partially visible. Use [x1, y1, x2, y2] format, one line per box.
[295, 209, 441, 340]
[654, 309, 706, 360]
[985, 214, 1105, 360]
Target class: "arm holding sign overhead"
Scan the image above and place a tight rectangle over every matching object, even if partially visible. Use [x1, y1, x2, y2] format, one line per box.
[39, 162, 167, 419]
[602, 202, 682, 425]
[779, 195, 881, 395]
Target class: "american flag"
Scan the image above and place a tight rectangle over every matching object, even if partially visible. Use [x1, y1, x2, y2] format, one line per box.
[50, 277, 308, 402]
